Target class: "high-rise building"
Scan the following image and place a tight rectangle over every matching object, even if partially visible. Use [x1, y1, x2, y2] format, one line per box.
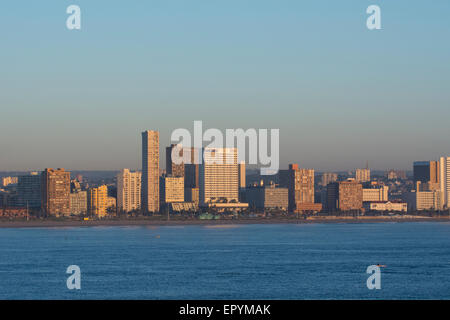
[199, 148, 239, 204]
[439, 156, 450, 209]
[321, 173, 338, 186]
[414, 161, 431, 183]
[117, 169, 141, 213]
[160, 176, 184, 205]
[142, 130, 160, 213]
[166, 144, 185, 178]
[238, 161, 246, 188]
[327, 180, 363, 212]
[41, 168, 71, 216]
[355, 168, 371, 183]
[362, 186, 389, 202]
[246, 184, 288, 210]
[70, 191, 87, 215]
[17, 172, 41, 208]
[287, 164, 315, 212]
[88, 185, 109, 217]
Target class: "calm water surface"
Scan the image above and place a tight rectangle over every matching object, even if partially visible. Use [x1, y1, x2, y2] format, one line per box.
[1, 222, 450, 299]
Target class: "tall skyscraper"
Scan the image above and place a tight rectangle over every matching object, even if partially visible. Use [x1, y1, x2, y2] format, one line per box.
[439, 156, 450, 209]
[287, 164, 315, 212]
[166, 144, 185, 178]
[142, 130, 160, 213]
[355, 168, 371, 183]
[414, 161, 429, 183]
[199, 147, 239, 204]
[17, 172, 41, 208]
[238, 161, 246, 188]
[88, 185, 108, 217]
[41, 168, 71, 216]
[117, 169, 141, 213]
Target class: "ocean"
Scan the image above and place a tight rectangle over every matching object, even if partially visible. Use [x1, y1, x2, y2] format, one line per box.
[0, 222, 449, 299]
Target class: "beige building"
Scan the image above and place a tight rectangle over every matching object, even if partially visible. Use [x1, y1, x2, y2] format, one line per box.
[327, 180, 363, 212]
[142, 130, 160, 213]
[117, 169, 141, 213]
[238, 161, 246, 188]
[363, 186, 389, 202]
[246, 184, 288, 210]
[41, 168, 71, 216]
[70, 191, 87, 215]
[439, 156, 450, 209]
[199, 148, 239, 204]
[356, 168, 371, 183]
[287, 164, 315, 212]
[365, 201, 407, 212]
[160, 176, 184, 204]
[88, 185, 109, 217]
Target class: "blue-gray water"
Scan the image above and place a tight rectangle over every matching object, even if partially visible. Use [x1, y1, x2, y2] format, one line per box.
[1, 222, 450, 299]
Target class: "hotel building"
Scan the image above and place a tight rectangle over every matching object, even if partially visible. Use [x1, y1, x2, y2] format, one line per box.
[142, 130, 160, 213]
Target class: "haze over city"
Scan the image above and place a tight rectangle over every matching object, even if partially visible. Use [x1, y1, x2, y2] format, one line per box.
[1, 1, 449, 171]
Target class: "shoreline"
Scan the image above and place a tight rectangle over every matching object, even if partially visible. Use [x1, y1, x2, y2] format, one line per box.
[0, 216, 449, 228]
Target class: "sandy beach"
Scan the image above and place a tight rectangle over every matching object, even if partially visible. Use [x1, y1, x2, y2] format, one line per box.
[0, 215, 449, 228]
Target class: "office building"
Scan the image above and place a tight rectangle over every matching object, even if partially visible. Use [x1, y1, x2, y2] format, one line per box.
[142, 130, 160, 213]
[439, 156, 450, 209]
[70, 191, 87, 215]
[327, 180, 363, 212]
[246, 184, 288, 210]
[88, 185, 109, 217]
[117, 169, 141, 213]
[17, 172, 41, 208]
[199, 148, 239, 204]
[160, 176, 184, 204]
[185, 187, 199, 204]
[238, 161, 246, 188]
[362, 186, 389, 202]
[41, 168, 71, 216]
[355, 168, 371, 183]
[287, 164, 315, 212]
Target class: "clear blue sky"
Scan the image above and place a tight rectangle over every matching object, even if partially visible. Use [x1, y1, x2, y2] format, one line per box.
[1, 0, 449, 171]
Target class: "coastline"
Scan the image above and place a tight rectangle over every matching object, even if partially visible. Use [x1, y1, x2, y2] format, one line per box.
[0, 215, 449, 229]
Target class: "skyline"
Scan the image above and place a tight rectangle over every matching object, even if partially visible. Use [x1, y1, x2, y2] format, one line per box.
[1, 1, 450, 171]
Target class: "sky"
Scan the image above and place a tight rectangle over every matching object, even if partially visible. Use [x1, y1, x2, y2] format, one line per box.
[0, 0, 449, 172]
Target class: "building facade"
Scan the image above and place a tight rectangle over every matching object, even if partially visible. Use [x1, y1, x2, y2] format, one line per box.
[160, 176, 184, 204]
[70, 191, 87, 215]
[246, 184, 288, 210]
[355, 168, 371, 183]
[327, 180, 363, 212]
[142, 130, 160, 213]
[287, 164, 315, 212]
[88, 185, 109, 217]
[17, 172, 41, 208]
[117, 169, 141, 213]
[199, 148, 239, 204]
[362, 186, 389, 202]
[41, 168, 71, 216]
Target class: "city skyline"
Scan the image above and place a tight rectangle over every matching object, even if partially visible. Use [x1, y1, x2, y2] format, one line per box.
[1, 1, 449, 171]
